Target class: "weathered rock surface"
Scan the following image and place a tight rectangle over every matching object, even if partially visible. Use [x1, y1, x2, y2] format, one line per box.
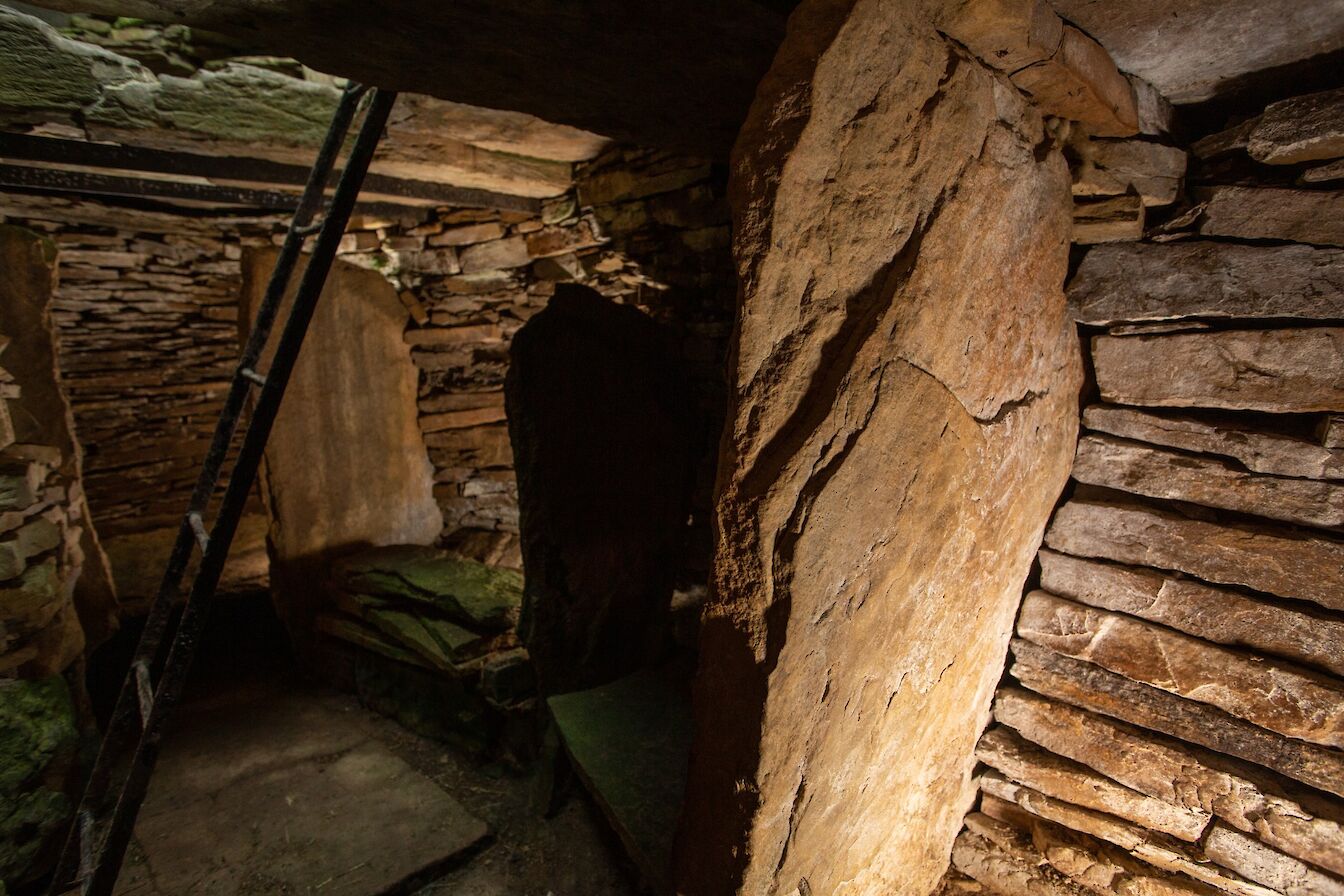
[1071, 139, 1186, 206]
[1010, 640, 1344, 799]
[676, 1, 1081, 893]
[1073, 195, 1144, 243]
[979, 781, 1278, 896]
[241, 250, 442, 643]
[1092, 329, 1344, 414]
[1044, 496, 1344, 610]
[1070, 434, 1344, 528]
[952, 823, 1091, 896]
[1247, 87, 1344, 166]
[977, 725, 1211, 840]
[0, 676, 78, 889]
[505, 284, 699, 695]
[1082, 405, 1344, 481]
[1204, 824, 1344, 896]
[995, 688, 1344, 877]
[1068, 242, 1344, 325]
[1038, 549, 1344, 677]
[1017, 591, 1344, 748]
[1011, 25, 1139, 137]
[1045, 0, 1344, 105]
[938, 0, 1063, 73]
[1199, 187, 1344, 247]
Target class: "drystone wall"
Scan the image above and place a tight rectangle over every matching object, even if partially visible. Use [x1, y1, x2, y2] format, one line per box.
[0, 224, 106, 892]
[0, 144, 730, 595]
[951, 85, 1344, 896]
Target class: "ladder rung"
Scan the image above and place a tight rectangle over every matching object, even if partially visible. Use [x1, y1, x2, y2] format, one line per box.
[187, 511, 210, 552]
[239, 367, 267, 387]
[295, 220, 323, 236]
[132, 660, 154, 726]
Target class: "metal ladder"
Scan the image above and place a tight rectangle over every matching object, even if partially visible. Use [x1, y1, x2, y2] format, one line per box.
[46, 84, 399, 896]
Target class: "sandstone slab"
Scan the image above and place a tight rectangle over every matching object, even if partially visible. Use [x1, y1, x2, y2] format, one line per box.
[952, 824, 1089, 896]
[1017, 591, 1344, 748]
[1071, 139, 1186, 207]
[676, 2, 1080, 893]
[978, 781, 1277, 896]
[938, 0, 1063, 73]
[241, 250, 442, 645]
[505, 285, 699, 695]
[1204, 824, 1344, 896]
[995, 688, 1344, 877]
[1247, 87, 1344, 165]
[1073, 195, 1144, 244]
[1082, 405, 1344, 481]
[1092, 328, 1344, 413]
[1044, 497, 1344, 610]
[1010, 640, 1344, 799]
[1068, 242, 1344, 325]
[1071, 433, 1344, 528]
[1199, 186, 1344, 247]
[1011, 25, 1139, 137]
[977, 725, 1211, 840]
[1038, 549, 1344, 677]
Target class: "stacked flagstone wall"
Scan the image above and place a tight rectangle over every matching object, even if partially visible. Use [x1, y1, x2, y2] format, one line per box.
[950, 84, 1344, 896]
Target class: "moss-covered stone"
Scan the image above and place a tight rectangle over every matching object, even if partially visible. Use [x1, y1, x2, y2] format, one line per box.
[336, 545, 522, 633]
[0, 558, 63, 634]
[0, 676, 77, 888]
[353, 651, 490, 756]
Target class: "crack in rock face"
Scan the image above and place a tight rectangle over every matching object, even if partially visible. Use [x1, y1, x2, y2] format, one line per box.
[676, 0, 1081, 894]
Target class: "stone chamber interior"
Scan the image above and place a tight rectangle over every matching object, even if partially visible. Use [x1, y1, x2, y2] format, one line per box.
[1, 2, 1342, 895]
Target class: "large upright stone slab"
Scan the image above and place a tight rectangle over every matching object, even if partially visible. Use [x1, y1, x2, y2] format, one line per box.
[505, 284, 699, 696]
[240, 250, 442, 644]
[676, 2, 1081, 893]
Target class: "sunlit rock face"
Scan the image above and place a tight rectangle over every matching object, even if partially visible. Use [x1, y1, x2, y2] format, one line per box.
[675, 1, 1081, 893]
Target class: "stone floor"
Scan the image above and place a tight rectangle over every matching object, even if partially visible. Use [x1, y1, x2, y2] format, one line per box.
[102, 596, 637, 896]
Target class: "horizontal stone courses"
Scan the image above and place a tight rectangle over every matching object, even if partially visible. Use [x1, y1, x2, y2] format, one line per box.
[1010, 640, 1344, 800]
[1092, 328, 1344, 414]
[1045, 496, 1344, 611]
[1068, 242, 1344, 326]
[1071, 433, 1344, 529]
[1198, 186, 1344, 248]
[1082, 405, 1344, 482]
[1017, 590, 1344, 748]
[1038, 549, 1344, 677]
[993, 687, 1344, 877]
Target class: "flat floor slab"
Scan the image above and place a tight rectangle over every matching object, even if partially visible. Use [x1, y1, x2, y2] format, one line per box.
[115, 687, 490, 896]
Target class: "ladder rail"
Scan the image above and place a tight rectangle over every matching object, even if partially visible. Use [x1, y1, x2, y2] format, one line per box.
[47, 85, 396, 896]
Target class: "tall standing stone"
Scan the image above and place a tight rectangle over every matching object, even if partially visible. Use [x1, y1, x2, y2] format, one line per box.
[504, 283, 700, 695]
[675, 1, 1081, 892]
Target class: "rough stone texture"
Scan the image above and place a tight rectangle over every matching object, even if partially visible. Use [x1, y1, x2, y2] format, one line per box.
[995, 688, 1344, 877]
[1073, 196, 1144, 244]
[1038, 549, 1344, 677]
[1010, 25, 1139, 137]
[0, 225, 117, 652]
[1018, 591, 1344, 748]
[1071, 139, 1186, 207]
[1092, 329, 1344, 414]
[952, 820, 1092, 896]
[15, 0, 785, 160]
[1044, 496, 1344, 611]
[1011, 640, 1344, 800]
[1068, 242, 1344, 326]
[241, 249, 442, 642]
[1070, 434, 1344, 528]
[1082, 405, 1344, 481]
[976, 726, 1211, 840]
[1045, 1, 1344, 105]
[676, 1, 1081, 893]
[1247, 87, 1344, 166]
[978, 782, 1278, 896]
[1199, 187, 1344, 247]
[505, 285, 699, 696]
[0, 675, 78, 890]
[937, 0, 1063, 74]
[0, 7, 598, 198]
[1303, 159, 1344, 185]
[1203, 824, 1344, 896]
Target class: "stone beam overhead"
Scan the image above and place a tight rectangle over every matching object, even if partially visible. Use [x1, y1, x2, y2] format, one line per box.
[1047, 0, 1344, 105]
[18, 0, 786, 159]
[0, 7, 605, 198]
